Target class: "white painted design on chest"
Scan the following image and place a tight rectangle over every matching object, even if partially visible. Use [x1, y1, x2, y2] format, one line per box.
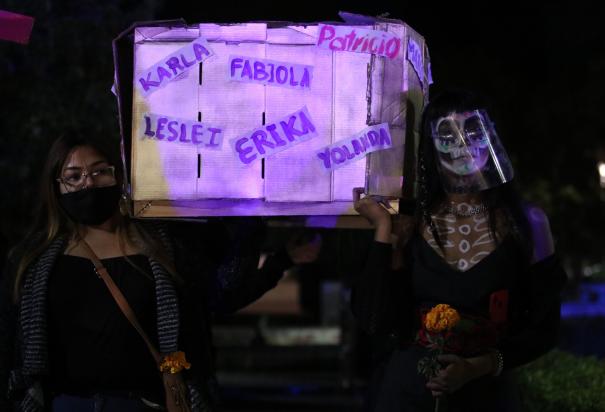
[426, 212, 495, 272]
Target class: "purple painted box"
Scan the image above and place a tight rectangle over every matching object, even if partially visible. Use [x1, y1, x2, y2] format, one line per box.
[112, 13, 429, 217]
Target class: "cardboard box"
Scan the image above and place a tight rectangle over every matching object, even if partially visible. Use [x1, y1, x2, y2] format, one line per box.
[112, 13, 430, 217]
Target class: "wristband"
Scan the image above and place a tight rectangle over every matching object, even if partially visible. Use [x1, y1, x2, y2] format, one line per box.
[491, 350, 504, 376]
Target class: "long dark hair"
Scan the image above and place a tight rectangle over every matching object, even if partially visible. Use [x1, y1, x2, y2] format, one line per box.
[10, 133, 175, 301]
[415, 89, 533, 259]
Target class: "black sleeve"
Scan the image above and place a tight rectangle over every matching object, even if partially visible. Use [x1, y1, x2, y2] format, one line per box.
[351, 241, 413, 336]
[207, 217, 293, 314]
[169, 218, 291, 316]
[497, 254, 567, 370]
[214, 250, 292, 315]
[0, 260, 17, 410]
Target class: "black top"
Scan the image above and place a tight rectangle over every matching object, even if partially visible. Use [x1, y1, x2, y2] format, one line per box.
[0, 219, 293, 410]
[47, 254, 163, 397]
[413, 234, 517, 316]
[351, 233, 566, 411]
[352, 232, 566, 369]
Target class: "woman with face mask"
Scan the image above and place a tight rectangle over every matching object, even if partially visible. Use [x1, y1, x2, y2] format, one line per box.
[0, 134, 318, 412]
[351, 90, 566, 412]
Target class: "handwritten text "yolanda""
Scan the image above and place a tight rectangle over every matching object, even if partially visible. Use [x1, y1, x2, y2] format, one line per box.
[316, 123, 392, 171]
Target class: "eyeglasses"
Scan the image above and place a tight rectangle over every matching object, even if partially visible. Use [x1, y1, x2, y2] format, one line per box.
[56, 165, 116, 192]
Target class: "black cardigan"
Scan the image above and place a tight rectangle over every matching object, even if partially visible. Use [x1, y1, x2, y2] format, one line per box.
[0, 218, 292, 410]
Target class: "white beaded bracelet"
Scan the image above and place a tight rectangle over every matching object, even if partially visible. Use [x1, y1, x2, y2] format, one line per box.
[492, 350, 504, 376]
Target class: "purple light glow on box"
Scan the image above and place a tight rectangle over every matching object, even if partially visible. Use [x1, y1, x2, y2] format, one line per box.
[316, 123, 392, 171]
[316, 24, 401, 59]
[407, 37, 424, 86]
[230, 106, 318, 166]
[142, 113, 224, 150]
[228, 55, 313, 90]
[155, 145, 198, 200]
[136, 37, 213, 97]
[128, 19, 424, 208]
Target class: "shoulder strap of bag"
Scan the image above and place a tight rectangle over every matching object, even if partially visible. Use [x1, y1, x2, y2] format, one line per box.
[78, 239, 162, 365]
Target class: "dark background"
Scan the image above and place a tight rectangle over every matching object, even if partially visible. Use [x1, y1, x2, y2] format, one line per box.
[1, 0, 603, 272]
[1, 1, 603, 410]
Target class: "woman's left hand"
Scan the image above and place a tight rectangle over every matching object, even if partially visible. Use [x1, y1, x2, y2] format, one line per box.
[425, 354, 482, 396]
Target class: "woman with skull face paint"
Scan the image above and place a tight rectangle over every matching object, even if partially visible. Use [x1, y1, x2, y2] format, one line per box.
[352, 90, 566, 412]
[0, 134, 318, 411]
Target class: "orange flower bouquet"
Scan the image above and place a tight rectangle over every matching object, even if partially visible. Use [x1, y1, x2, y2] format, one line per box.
[416, 304, 465, 412]
[159, 351, 191, 374]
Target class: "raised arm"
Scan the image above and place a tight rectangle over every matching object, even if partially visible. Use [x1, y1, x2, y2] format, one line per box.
[165, 218, 320, 315]
[352, 187, 392, 243]
[212, 221, 324, 314]
[350, 188, 415, 335]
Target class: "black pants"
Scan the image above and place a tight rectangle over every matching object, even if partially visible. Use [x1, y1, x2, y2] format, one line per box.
[371, 347, 521, 412]
[51, 393, 162, 412]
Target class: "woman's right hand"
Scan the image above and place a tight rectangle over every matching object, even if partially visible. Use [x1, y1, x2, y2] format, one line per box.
[353, 188, 392, 243]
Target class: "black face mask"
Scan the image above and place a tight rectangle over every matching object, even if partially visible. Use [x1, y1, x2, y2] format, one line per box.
[58, 185, 122, 225]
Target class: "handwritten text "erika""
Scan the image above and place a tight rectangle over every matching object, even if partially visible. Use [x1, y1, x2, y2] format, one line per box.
[137, 37, 213, 97]
[316, 123, 392, 171]
[231, 107, 318, 166]
[316, 24, 401, 59]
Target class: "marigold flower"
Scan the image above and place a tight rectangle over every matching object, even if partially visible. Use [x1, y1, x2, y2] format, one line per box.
[159, 351, 191, 374]
[424, 304, 460, 333]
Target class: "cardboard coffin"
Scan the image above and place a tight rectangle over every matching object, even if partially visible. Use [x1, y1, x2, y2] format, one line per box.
[112, 13, 430, 217]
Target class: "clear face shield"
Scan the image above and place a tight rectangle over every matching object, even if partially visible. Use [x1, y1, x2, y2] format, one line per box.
[431, 109, 514, 193]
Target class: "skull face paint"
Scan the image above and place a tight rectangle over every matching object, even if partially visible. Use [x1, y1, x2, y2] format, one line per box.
[433, 111, 490, 175]
[430, 109, 514, 193]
